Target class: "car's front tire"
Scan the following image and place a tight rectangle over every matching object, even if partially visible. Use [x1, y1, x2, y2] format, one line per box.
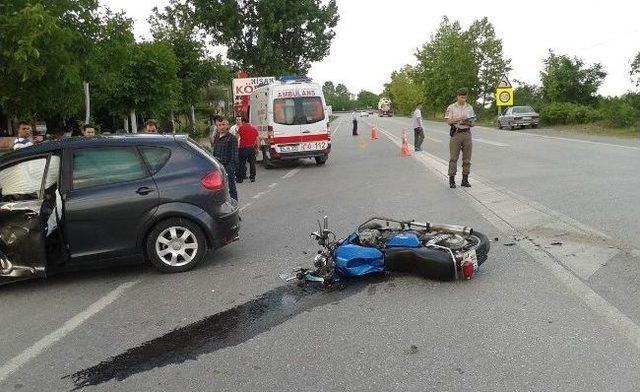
[146, 218, 207, 273]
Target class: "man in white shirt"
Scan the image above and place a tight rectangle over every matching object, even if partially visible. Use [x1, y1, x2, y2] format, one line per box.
[229, 116, 242, 137]
[445, 88, 475, 188]
[412, 102, 424, 151]
[13, 121, 33, 150]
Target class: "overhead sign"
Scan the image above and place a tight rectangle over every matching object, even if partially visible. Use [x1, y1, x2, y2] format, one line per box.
[497, 74, 512, 88]
[496, 88, 514, 107]
[232, 77, 276, 97]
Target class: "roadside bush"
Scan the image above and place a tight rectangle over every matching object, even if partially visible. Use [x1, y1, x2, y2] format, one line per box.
[598, 98, 638, 128]
[539, 102, 602, 125]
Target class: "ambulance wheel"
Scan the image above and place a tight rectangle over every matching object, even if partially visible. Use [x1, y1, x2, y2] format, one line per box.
[262, 146, 274, 169]
[315, 156, 327, 165]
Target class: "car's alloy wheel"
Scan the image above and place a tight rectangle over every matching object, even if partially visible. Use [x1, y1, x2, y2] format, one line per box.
[155, 226, 198, 267]
[146, 218, 207, 273]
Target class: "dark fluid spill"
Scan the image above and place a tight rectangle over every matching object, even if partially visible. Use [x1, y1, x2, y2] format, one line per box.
[64, 276, 388, 390]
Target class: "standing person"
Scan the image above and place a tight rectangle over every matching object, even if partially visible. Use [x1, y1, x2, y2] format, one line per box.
[13, 121, 33, 150]
[211, 118, 239, 201]
[229, 116, 242, 137]
[352, 111, 358, 136]
[210, 115, 223, 148]
[81, 124, 97, 137]
[445, 88, 475, 188]
[412, 102, 425, 151]
[236, 117, 259, 183]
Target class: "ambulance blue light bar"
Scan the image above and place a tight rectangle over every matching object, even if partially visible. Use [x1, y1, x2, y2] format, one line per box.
[279, 76, 313, 84]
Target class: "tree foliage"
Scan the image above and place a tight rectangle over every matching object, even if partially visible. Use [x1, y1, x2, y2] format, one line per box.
[631, 52, 640, 88]
[190, 0, 339, 76]
[384, 66, 422, 115]
[356, 90, 379, 109]
[540, 51, 606, 105]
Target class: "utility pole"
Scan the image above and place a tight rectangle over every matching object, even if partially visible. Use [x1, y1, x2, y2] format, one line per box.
[130, 110, 137, 133]
[83, 81, 91, 124]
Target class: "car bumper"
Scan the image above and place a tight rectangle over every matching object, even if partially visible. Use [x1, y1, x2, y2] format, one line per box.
[210, 202, 240, 248]
[270, 146, 331, 161]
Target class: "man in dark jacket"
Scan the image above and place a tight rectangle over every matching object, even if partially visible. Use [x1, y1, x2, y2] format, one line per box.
[211, 118, 239, 201]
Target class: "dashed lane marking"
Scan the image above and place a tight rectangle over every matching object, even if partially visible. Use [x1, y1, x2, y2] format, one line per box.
[0, 280, 140, 383]
[281, 168, 301, 179]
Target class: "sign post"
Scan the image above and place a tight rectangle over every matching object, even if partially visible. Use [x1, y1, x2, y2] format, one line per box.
[496, 74, 514, 115]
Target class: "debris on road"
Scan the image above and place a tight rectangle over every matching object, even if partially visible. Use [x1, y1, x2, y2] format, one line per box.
[404, 345, 419, 355]
[504, 242, 516, 247]
[551, 241, 563, 246]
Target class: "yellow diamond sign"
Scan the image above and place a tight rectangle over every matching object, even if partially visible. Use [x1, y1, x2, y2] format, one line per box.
[496, 88, 514, 107]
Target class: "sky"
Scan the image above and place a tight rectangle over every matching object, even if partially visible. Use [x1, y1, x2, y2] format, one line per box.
[101, 0, 640, 97]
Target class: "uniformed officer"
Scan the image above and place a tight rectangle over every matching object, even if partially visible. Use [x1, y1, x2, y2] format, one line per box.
[445, 88, 475, 188]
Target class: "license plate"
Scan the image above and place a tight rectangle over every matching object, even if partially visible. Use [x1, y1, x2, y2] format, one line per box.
[280, 145, 299, 153]
[463, 249, 479, 271]
[523, 116, 531, 120]
[299, 141, 327, 151]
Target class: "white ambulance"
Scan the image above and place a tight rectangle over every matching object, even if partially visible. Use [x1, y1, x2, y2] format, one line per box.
[249, 77, 330, 167]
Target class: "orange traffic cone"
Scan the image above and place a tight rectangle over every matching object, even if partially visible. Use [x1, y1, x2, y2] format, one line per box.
[370, 126, 378, 140]
[401, 130, 411, 157]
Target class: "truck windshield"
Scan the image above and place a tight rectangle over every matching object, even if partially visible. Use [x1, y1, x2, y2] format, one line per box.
[273, 97, 325, 125]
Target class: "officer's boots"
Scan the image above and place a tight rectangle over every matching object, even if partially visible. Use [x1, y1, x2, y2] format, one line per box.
[461, 175, 471, 187]
[449, 176, 456, 188]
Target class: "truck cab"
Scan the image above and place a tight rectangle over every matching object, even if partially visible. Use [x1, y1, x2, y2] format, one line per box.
[249, 78, 331, 167]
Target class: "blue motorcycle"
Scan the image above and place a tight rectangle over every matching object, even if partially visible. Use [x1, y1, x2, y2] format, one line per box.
[286, 216, 490, 284]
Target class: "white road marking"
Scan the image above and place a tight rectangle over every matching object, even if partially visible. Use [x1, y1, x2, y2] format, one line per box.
[281, 168, 301, 179]
[481, 126, 640, 151]
[252, 192, 265, 199]
[376, 125, 640, 350]
[268, 183, 278, 188]
[425, 136, 441, 143]
[330, 115, 346, 138]
[0, 280, 140, 383]
[239, 203, 252, 212]
[471, 137, 509, 147]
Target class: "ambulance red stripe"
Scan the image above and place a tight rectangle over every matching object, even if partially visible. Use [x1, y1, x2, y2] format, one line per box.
[269, 133, 329, 144]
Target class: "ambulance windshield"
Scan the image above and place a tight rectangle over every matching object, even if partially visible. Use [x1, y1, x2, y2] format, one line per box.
[273, 97, 325, 125]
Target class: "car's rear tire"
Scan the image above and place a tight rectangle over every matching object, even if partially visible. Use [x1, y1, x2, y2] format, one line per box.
[146, 218, 207, 273]
[531, 124, 538, 129]
[315, 155, 328, 165]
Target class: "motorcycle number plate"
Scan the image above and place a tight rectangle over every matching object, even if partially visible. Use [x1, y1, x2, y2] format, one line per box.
[463, 249, 479, 271]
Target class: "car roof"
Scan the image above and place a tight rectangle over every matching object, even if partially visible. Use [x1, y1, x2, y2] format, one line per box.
[0, 134, 189, 165]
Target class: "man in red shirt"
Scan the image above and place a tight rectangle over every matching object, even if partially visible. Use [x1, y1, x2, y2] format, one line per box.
[236, 117, 259, 183]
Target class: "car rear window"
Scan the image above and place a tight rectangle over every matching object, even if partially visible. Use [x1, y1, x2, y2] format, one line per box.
[273, 97, 324, 125]
[140, 146, 171, 174]
[73, 147, 148, 190]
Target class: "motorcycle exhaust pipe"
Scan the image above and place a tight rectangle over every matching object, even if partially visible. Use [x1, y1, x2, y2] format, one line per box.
[428, 223, 473, 236]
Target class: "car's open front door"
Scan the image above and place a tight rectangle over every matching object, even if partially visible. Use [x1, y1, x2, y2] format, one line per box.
[0, 154, 65, 284]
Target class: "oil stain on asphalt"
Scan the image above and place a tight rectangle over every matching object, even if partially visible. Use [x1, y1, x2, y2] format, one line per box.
[64, 276, 388, 389]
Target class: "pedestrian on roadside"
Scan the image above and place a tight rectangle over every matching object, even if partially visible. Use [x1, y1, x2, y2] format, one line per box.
[142, 120, 158, 134]
[413, 102, 425, 151]
[13, 121, 33, 150]
[81, 124, 97, 137]
[236, 117, 259, 183]
[352, 111, 358, 136]
[210, 115, 223, 148]
[445, 88, 475, 188]
[211, 118, 239, 201]
[229, 116, 242, 137]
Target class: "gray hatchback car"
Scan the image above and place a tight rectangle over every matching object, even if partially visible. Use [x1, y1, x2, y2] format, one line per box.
[497, 106, 540, 130]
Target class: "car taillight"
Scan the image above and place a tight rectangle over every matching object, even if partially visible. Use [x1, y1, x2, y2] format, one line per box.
[201, 170, 224, 190]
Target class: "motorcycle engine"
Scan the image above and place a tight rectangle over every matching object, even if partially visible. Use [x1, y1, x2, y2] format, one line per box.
[358, 229, 382, 248]
[437, 234, 468, 250]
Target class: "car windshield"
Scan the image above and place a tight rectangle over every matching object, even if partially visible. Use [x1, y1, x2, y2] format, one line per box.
[273, 97, 324, 125]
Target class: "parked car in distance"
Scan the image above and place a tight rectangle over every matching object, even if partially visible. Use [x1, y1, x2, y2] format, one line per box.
[359, 111, 370, 117]
[497, 106, 540, 130]
[0, 134, 240, 285]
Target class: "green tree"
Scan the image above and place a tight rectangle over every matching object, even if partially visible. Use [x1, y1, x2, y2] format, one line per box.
[466, 17, 511, 106]
[190, 0, 339, 75]
[0, 1, 97, 121]
[385, 65, 422, 115]
[356, 90, 379, 109]
[631, 52, 640, 88]
[414, 17, 478, 114]
[512, 80, 543, 108]
[150, 0, 232, 126]
[540, 51, 606, 105]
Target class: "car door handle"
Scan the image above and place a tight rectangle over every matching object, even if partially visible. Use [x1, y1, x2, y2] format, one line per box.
[136, 187, 155, 196]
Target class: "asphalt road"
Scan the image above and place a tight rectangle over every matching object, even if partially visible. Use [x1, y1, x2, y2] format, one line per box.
[1, 113, 639, 391]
